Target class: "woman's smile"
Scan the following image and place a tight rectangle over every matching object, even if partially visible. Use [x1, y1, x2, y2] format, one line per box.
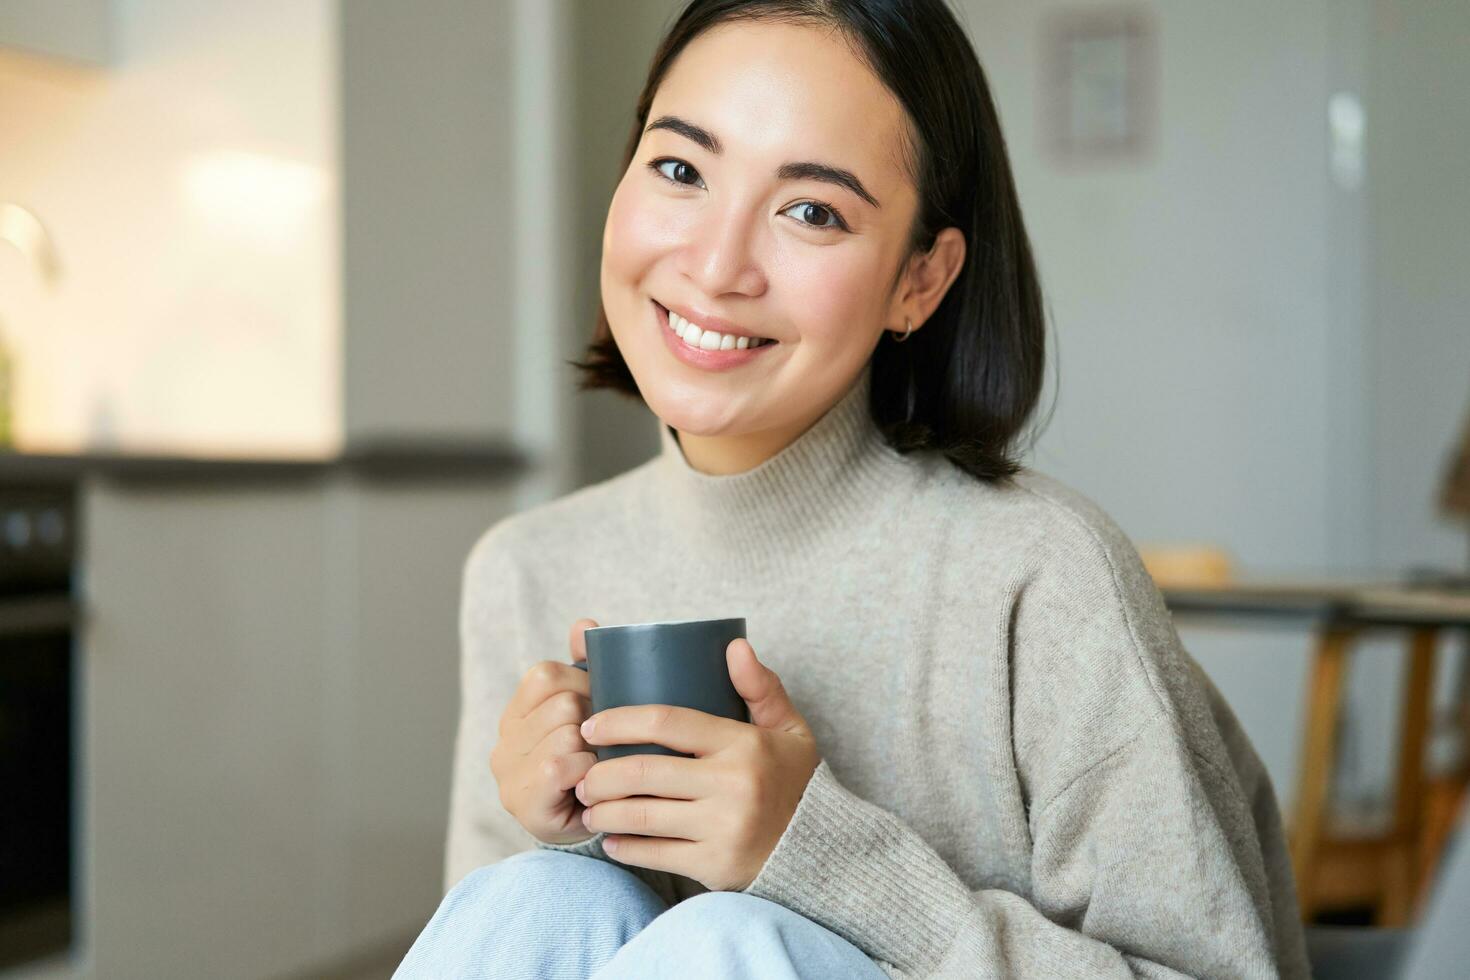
[654, 299, 781, 372]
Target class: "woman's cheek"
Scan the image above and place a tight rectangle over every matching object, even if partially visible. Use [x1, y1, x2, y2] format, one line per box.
[784, 254, 879, 343]
[603, 181, 664, 283]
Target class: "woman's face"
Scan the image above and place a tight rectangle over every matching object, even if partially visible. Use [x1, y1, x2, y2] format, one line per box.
[600, 20, 946, 446]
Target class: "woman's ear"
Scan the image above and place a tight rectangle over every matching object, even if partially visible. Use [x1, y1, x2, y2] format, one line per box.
[896, 227, 966, 331]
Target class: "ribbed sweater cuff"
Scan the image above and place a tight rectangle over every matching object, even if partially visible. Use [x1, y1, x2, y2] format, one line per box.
[535, 830, 605, 858]
[740, 758, 974, 974]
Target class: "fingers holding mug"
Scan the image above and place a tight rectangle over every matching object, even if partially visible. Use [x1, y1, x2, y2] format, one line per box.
[569, 617, 598, 669]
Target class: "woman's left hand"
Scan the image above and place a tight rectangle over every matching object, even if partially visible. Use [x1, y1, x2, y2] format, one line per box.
[574, 636, 820, 892]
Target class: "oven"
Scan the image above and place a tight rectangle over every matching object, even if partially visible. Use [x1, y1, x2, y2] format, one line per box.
[0, 482, 78, 970]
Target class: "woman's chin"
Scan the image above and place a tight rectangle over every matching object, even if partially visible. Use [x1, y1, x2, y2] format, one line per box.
[647, 397, 748, 440]
[655, 412, 731, 440]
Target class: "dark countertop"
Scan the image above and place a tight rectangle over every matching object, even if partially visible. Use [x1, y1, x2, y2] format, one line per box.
[0, 436, 532, 487]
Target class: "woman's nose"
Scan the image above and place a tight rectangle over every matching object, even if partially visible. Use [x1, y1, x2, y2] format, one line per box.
[677, 207, 768, 298]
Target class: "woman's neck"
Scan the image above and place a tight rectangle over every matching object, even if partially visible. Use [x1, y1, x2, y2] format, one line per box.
[671, 423, 805, 475]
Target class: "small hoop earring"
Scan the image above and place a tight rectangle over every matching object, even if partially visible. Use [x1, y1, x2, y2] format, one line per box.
[889, 317, 914, 343]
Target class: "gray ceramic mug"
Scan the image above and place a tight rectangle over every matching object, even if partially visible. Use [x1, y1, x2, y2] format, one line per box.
[572, 617, 751, 762]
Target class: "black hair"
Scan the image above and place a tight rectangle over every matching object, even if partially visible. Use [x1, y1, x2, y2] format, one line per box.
[567, 0, 1054, 483]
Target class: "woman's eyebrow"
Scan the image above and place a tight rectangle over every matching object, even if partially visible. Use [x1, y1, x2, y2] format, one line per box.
[644, 114, 882, 210]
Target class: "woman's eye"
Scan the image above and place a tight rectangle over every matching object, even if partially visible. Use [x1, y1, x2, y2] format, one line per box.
[650, 158, 704, 188]
[647, 157, 848, 232]
[781, 201, 847, 231]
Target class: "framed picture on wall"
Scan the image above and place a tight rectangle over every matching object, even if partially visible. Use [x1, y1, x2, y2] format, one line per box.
[1040, 5, 1157, 166]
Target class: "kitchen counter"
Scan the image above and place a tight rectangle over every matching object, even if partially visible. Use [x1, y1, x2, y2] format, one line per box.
[7, 434, 528, 979]
[0, 436, 531, 486]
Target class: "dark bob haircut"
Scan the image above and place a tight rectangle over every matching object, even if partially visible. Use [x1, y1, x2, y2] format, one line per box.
[567, 0, 1052, 484]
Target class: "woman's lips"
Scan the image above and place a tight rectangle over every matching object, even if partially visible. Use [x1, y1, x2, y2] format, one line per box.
[654, 300, 778, 371]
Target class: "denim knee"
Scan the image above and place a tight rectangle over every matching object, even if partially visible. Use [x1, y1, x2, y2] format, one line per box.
[394, 850, 668, 980]
[592, 891, 888, 980]
[457, 849, 665, 924]
[650, 890, 793, 934]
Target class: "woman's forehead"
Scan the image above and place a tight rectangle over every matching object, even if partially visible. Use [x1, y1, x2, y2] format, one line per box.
[650, 20, 912, 193]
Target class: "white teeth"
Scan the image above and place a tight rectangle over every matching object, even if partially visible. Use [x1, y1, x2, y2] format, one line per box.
[667, 307, 769, 351]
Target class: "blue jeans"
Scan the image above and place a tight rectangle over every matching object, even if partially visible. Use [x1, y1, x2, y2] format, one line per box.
[394, 849, 890, 979]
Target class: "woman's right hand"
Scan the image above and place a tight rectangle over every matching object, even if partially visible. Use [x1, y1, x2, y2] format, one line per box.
[492, 617, 599, 845]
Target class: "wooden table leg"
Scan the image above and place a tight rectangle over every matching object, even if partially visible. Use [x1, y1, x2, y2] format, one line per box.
[1290, 626, 1356, 920]
[1379, 627, 1439, 926]
[1417, 629, 1470, 909]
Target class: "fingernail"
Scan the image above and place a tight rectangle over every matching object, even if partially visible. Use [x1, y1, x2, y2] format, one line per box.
[581, 717, 597, 738]
[575, 778, 586, 803]
[581, 807, 592, 828]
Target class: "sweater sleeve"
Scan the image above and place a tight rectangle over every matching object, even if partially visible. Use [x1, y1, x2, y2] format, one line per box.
[742, 723, 1295, 978]
[739, 500, 1308, 978]
[443, 523, 679, 906]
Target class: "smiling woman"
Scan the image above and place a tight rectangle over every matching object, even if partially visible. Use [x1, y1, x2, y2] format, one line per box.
[570, 0, 1044, 479]
[398, 2, 1313, 979]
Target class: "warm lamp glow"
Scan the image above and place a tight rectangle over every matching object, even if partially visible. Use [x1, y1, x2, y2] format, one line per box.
[181, 150, 329, 250]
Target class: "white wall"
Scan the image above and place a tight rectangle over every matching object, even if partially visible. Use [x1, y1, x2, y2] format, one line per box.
[0, 0, 340, 457]
[1366, 0, 1470, 575]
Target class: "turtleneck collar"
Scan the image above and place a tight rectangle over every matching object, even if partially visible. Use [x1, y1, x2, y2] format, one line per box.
[652, 361, 915, 574]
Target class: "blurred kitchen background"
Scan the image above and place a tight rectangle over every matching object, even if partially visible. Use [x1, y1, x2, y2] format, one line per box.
[1, 0, 1467, 977]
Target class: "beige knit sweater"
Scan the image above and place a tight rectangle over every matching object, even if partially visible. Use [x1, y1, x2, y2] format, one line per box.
[443, 360, 1310, 978]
